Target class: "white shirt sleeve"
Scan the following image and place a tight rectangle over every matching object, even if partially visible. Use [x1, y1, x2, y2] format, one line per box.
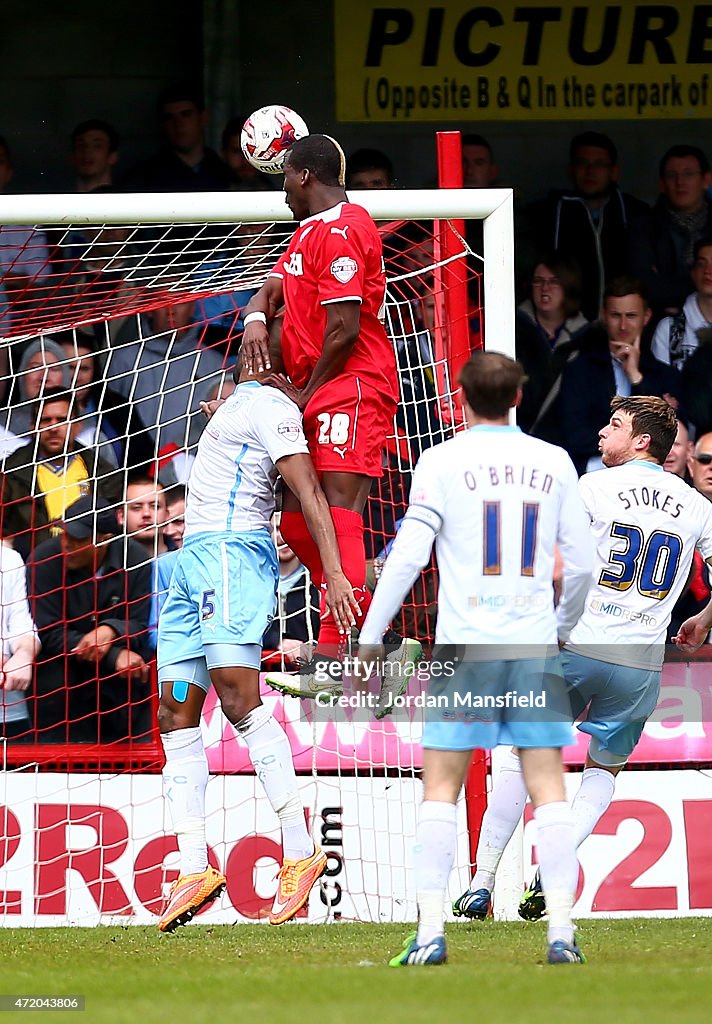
[651, 318, 671, 365]
[555, 459, 595, 641]
[1, 549, 39, 655]
[252, 389, 310, 465]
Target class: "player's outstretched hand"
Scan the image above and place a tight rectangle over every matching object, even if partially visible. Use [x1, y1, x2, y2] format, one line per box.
[321, 571, 360, 634]
[242, 322, 271, 375]
[672, 611, 712, 653]
[200, 398, 225, 419]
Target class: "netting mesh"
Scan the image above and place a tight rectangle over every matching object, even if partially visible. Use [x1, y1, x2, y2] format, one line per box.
[0, 210, 483, 924]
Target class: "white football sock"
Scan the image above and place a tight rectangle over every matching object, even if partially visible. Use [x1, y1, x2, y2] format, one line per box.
[414, 800, 457, 945]
[236, 705, 313, 861]
[533, 800, 577, 945]
[571, 767, 617, 847]
[161, 726, 209, 877]
[472, 748, 526, 891]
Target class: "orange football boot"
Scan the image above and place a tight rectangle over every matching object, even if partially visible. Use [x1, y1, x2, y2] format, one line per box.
[158, 865, 227, 933]
[269, 846, 327, 925]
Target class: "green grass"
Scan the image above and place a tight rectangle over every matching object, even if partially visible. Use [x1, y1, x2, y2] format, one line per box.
[1, 920, 711, 1024]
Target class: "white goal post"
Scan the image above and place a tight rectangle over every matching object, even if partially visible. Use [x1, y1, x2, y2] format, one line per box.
[0, 184, 517, 927]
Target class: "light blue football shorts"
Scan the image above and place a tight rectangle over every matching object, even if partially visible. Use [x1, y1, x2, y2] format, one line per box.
[422, 655, 574, 752]
[562, 649, 661, 760]
[157, 529, 277, 692]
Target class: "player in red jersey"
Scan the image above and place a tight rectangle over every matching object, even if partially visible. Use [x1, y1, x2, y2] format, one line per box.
[242, 134, 420, 704]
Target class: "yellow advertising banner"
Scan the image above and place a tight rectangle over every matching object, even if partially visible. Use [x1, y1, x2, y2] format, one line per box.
[335, 0, 712, 121]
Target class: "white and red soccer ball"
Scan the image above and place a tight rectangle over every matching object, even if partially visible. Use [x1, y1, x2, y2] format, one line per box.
[240, 105, 309, 175]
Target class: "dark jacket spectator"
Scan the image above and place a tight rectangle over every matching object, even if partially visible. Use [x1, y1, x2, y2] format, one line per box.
[628, 145, 712, 316]
[515, 252, 588, 442]
[26, 496, 152, 743]
[525, 133, 648, 320]
[528, 187, 648, 321]
[560, 324, 681, 474]
[0, 390, 121, 560]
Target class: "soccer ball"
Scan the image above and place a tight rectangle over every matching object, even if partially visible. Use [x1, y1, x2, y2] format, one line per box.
[240, 105, 309, 175]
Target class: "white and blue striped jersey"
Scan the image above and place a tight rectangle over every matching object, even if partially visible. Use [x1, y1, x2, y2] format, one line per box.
[568, 461, 712, 669]
[184, 382, 309, 538]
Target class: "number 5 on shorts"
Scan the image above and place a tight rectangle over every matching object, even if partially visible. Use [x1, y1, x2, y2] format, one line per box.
[202, 589, 216, 620]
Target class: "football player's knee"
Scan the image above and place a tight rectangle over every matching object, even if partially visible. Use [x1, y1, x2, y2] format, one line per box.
[588, 737, 628, 768]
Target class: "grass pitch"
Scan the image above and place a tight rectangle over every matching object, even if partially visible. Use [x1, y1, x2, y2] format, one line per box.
[1, 919, 711, 1024]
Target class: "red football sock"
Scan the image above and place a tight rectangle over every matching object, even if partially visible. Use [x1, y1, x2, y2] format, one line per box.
[316, 507, 371, 653]
[279, 510, 323, 586]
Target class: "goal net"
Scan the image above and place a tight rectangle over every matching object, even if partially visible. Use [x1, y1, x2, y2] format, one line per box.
[0, 183, 514, 926]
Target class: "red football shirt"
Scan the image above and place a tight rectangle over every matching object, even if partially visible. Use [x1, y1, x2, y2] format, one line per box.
[269, 202, 398, 401]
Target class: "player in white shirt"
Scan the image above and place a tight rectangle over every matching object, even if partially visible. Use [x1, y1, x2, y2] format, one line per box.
[357, 351, 594, 966]
[0, 543, 40, 738]
[454, 394, 712, 924]
[156, 358, 358, 934]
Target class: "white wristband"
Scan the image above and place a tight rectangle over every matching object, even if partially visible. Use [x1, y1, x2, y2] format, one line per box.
[244, 311, 267, 327]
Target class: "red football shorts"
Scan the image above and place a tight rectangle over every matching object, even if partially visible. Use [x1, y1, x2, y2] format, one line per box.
[303, 375, 397, 477]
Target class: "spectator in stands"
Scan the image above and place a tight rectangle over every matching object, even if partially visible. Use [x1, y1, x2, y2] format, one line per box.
[0, 388, 121, 560]
[221, 115, 276, 190]
[663, 416, 692, 479]
[667, 431, 712, 639]
[0, 541, 40, 740]
[515, 252, 588, 440]
[651, 239, 712, 372]
[559, 277, 681, 474]
[59, 335, 154, 471]
[3, 337, 70, 439]
[116, 476, 171, 559]
[628, 145, 712, 317]
[106, 299, 225, 454]
[346, 148, 394, 189]
[27, 495, 152, 743]
[461, 133, 498, 188]
[70, 119, 119, 193]
[262, 511, 320, 668]
[162, 484, 186, 551]
[525, 132, 648, 321]
[122, 82, 229, 192]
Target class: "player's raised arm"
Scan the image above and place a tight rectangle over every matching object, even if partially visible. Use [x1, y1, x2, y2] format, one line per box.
[275, 451, 359, 633]
[298, 300, 361, 408]
[242, 276, 284, 374]
[555, 456, 595, 642]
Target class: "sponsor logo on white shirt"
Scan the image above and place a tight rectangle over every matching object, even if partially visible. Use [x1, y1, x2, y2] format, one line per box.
[278, 419, 303, 441]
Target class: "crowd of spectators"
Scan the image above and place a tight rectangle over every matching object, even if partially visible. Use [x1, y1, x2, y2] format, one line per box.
[2, 81, 712, 744]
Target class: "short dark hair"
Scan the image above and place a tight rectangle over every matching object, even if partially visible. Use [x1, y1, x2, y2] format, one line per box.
[71, 119, 120, 151]
[346, 147, 393, 184]
[461, 133, 493, 158]
[530, 251, 582, 318]
[459, 350, 526, 419]
[33, 387, 73, 427]
[610, 396, 677, 464]
[158, 81, 205, 113]
[287, 135, 344, 186]
[570, 131, 617, 165]
[0, 135, 11, 161]
[603, 276, 648, 307]
[693, 238, 712, 262]
[659, 145, 710, 178]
